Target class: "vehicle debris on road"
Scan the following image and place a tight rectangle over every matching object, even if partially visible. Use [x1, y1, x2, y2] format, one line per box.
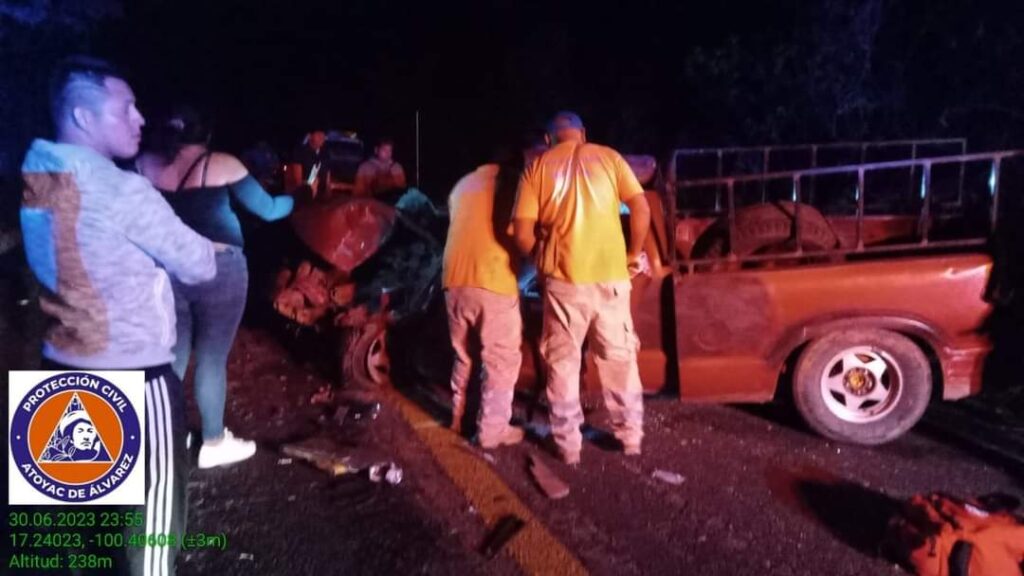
[651, 469, 687, 486]
[309, 386, 334, 405]
[282, 443, 357, 477]
[528, 454, 570, 499]
[480, 514, 526, 559]
[332, 405, 350, 426]
[368, 462, 403, 485]
[352, 402, 381, 421]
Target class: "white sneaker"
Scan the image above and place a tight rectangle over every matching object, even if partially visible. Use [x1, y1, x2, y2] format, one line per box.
[197, 429, 256, 469]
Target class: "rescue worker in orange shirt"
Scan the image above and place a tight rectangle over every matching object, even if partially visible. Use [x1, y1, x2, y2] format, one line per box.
[511, 111, 651, 465]
[442, 136, 546, 448]
[354, 138, 407, 197]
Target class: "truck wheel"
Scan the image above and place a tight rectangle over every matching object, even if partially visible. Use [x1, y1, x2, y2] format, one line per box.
[342, 323, 391, 387]
[792, 330, 931, 445]
[692, 201, 839, 258]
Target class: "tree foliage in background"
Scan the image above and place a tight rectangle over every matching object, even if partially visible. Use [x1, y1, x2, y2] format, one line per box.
[0, 0, 123, 224]
[680, 0, 1024, 150]
[684, 0, 890, 144]
[2, 0, 1024, 201]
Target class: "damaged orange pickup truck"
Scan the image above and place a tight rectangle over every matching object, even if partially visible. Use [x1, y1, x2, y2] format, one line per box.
[552, 139, 1019, 445]
[274, 138, 1021, 446]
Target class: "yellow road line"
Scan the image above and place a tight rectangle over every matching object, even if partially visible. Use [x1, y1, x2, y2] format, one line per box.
[385, 388, 588, 576]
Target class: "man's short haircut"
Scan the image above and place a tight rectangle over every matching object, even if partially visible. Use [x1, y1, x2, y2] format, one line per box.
[547, 110, 585, 134]
[48, 55, 127, 127]
[375, 138, 394, 149]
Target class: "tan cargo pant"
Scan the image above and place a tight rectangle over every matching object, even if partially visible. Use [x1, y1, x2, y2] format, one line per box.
[541, 278, 643, 456]
[445, 286, 523, 444]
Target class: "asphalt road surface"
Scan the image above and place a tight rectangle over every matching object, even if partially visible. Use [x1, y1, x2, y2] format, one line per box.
[171, 326, 1023, 576]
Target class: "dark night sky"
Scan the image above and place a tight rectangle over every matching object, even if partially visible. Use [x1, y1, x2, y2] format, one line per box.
[3, 0, 1024, 198]
[96, 0, 796, 192]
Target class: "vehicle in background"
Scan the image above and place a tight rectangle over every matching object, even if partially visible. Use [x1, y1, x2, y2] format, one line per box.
[320, 131, 366, 196]
[283, 131, 366, 199]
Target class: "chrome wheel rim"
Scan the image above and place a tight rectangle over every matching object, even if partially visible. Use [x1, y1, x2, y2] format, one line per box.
[819, 346, 903, 423]
[365, 329, 391, 385]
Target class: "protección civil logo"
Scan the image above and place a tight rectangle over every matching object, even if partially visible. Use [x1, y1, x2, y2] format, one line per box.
[8, 371, 145, 505]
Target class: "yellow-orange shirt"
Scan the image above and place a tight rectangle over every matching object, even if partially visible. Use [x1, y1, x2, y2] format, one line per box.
[442, 164, 518, 296]
[513, 141, 643, 284]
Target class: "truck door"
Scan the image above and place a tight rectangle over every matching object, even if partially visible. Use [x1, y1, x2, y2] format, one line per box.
[673, 269, 780, 402]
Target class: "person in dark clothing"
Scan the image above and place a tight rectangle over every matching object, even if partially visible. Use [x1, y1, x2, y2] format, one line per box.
[136, 105, 294, 469]
[240, 140, 283, 191]
[286, 129, 326, 194]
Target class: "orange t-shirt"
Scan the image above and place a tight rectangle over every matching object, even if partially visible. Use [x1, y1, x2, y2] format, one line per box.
[442, 164, 518, 296]
[513, 141, 643, 284]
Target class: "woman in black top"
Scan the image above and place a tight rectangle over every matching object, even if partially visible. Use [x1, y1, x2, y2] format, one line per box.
[137, 106, 293, 469]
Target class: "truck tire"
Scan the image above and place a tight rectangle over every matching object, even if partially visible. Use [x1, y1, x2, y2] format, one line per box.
[792, 330, 931, 445]
[341, 323, 391, 387]
[692, 201, 839, 258]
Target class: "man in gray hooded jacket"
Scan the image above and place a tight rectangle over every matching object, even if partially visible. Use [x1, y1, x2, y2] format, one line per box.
[20, 55, 217, 576]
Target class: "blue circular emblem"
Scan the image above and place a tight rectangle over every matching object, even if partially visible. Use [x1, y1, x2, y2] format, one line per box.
[10, 372, 141, 503]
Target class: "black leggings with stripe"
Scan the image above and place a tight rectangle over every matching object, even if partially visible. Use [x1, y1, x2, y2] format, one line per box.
[42, 360, 188, 576]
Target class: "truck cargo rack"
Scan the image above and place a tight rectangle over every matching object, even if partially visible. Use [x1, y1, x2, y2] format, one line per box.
[668, 138, 967, 212]
[666, 149, 1024, 273]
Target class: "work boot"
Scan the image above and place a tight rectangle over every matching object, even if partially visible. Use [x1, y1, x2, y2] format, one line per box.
[479, 426, 525, 450]
[198, 428, 257, 469]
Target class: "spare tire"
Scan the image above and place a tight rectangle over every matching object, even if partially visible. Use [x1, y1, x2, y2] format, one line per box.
[691, 201, 839, 258]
